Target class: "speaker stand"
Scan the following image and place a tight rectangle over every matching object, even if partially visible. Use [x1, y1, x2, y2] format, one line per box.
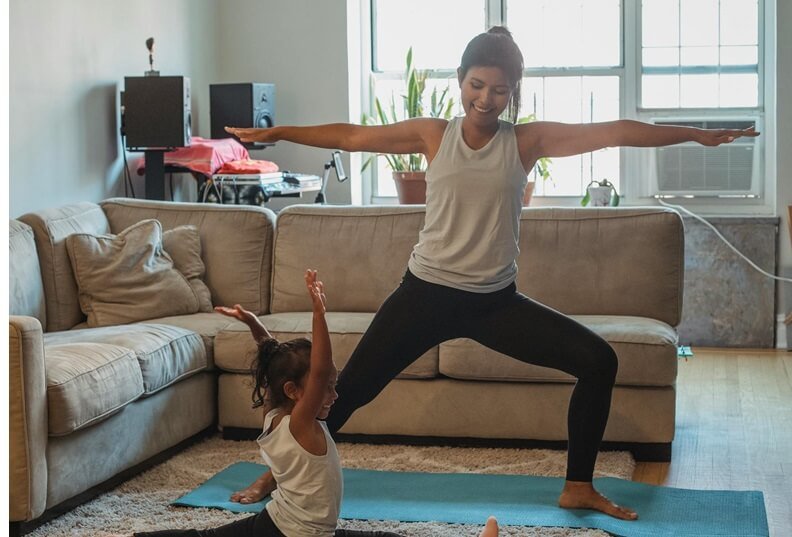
[144, 150, 167, 200]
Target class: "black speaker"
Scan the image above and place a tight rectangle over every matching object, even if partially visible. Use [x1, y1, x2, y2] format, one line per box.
[124, 76, 191, 149]
[210, 83, 275, 148]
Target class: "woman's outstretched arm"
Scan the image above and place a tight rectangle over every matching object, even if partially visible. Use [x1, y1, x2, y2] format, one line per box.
[225, 117, 445, 156]
[518, 119, 759, 159]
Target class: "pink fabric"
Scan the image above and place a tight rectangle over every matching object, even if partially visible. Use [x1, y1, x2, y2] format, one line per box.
[136, 137, 250, 176]
[216, 159, 279, 174]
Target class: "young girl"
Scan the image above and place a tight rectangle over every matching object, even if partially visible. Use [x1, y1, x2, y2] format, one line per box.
[225, 27, 758, 522]
[135, 270, 499, 537]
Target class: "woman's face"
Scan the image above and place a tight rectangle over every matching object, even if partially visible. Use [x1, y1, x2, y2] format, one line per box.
[457, 66, 513, 128]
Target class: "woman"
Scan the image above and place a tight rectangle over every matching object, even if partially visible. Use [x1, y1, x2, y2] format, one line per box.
[226, 26, 757, 521]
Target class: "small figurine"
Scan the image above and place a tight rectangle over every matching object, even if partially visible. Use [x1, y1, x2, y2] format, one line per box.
[145, 37, 159, 77]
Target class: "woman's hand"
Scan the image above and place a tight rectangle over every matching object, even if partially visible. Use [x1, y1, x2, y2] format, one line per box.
[305, 269, 327, 314]
[224, 126, 278, 144]
[694, 126, 759, 147]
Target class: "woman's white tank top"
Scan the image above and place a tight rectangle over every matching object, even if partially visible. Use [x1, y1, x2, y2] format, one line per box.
[408, 116, 527, 293]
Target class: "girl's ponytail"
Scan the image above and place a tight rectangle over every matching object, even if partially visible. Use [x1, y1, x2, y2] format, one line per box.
[251, 338, 280, 408]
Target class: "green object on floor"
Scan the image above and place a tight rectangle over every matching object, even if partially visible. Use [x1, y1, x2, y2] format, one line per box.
[173, 462, 768, 537]
[678, 345, 694, 358]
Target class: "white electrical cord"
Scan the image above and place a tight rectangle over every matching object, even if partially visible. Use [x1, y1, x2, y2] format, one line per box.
[656, 198, 792, 283]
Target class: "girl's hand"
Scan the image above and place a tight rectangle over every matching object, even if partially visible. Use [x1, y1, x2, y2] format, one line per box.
[215, 304, 257, 323]
[224, 126, 277, 144]
[305, 269, 327, 314]
[695, 126, 759, 147]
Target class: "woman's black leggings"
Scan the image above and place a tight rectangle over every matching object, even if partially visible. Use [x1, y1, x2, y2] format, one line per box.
[134, 508, 401, 537]
[325, 270, 618, 483]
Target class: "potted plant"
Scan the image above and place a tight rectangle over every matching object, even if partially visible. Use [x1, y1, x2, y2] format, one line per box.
[362, 48, 455, 204]
[581, 178, 620, 207]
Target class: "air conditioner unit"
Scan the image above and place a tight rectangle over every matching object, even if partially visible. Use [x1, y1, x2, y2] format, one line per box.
[648, 117, 761, 198]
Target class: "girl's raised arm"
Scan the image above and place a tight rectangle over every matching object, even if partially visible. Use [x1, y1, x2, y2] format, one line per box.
[289, 270, 334, 436]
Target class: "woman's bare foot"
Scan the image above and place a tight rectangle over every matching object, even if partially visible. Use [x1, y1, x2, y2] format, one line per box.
[558, 481, 638, 520]
[478, 516, 499, 537]
[230, 471, 276, 504]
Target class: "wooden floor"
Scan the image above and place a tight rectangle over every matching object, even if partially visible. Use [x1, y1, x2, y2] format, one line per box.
[632, 348, 792, 536]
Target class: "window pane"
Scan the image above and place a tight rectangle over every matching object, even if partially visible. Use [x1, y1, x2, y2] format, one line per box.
[643, 75, 680, 107]
[680, 73, 719, 107]
[680, 0, 719, 47]
[373, 0, 484, 71]
[719, 73, 758, 107]
[681, 46, 719, 66]
[720, 45, 758, 65]
[643, 47, 680, 67]
[509, 0, 620, 68]
[721, 0, 758, 46]
[642, 0, 679, 47]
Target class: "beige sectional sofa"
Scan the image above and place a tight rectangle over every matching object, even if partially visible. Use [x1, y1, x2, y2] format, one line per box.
[9, 199, 683, 533]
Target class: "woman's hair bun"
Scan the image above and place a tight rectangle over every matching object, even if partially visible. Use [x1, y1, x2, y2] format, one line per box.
[488, 25, 513, 38]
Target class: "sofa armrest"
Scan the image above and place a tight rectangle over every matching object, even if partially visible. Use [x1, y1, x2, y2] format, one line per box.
[9, 315, 48, 521]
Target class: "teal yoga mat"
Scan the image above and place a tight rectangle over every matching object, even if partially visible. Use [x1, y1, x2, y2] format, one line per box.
[173, 462, 768, 537]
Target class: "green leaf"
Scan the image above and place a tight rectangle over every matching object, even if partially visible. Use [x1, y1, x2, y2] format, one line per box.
[581, 191, 590, 206]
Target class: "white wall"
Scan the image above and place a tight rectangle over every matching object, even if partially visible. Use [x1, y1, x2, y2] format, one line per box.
[212, 0, 356, 209]
[9, 0, 218, 217]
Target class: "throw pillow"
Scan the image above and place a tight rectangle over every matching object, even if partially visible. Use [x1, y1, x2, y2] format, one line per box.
[162, 225, 213, 312]
[66, 219, 200, 327]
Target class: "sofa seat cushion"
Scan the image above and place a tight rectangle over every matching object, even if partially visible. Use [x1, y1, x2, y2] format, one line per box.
[214, 312, 438, 379]
[136, 312, 238, 368]
[439, 315, 678, 387]
[44, 324, 206, 394]
[45, 342, 144, 436]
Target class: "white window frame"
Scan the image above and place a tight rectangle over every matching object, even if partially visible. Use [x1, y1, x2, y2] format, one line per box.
[362, 0, 776, 215]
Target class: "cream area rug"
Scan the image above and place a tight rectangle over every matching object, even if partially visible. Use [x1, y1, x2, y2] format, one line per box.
[29, 436, 635, 537]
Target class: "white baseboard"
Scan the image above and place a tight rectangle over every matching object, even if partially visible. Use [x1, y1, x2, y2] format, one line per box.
[777, 313, 789, 349]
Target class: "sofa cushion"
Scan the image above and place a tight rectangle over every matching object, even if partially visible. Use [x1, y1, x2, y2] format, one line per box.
[101, 198, 276, 315]
[136, 312, 237, 368]
[45, 342, 144, 435]
[439, 315, 678, 387]
[162, 225, 213, 312]
[45, 324, 207, 394]
[65, 220, 201, 327]
[19, 202, 110, 331]
[271, 206, 426, 313]
[214, 312, 438, 379]
[9, 220, 47, 327]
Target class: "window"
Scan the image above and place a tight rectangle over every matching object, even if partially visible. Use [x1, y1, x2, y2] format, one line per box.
[641, 0, 760, 108]
[367, 0, 766, 201]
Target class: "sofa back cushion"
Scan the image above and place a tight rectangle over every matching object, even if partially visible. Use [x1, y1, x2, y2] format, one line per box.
[272, 206, 425, 312]
[272, 205, 683, 325]
[516, 207, 684, 326]
[9, 220, 47, 327]
[19, 203, 110, 332]
[101, 198, 275, 315]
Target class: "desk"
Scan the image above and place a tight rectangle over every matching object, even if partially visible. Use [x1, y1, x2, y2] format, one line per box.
[200, 174, 322, 205]
[135, 137, 250, 200]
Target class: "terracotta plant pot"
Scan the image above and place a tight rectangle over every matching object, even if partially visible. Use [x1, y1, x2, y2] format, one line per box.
[523, 181, 536, 206]
[392, 171, 426, 204]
